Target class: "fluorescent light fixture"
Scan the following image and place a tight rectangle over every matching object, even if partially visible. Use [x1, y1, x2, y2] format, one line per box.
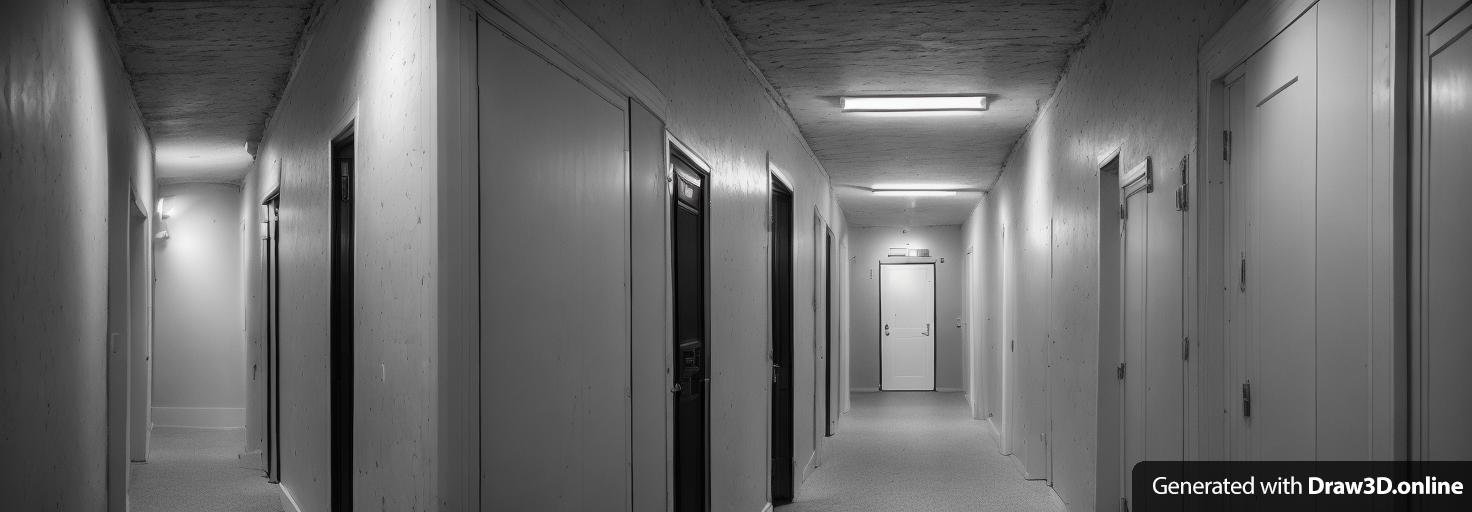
[871, 183, 965, 196]
[873, 190, 957, 197]
[841, 95, 987, 112]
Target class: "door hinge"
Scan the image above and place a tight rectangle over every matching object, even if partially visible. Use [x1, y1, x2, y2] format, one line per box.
[1242, 380, 1252, 417]
[1239, 253, 1248, 292]
[1116, 362, 1126, 380]
[1222, 130, 1232, 163]
[1118, 204, 1128, 221]
[1175, 183, 1189, 211]
[1010, 339, 1015, 352]
[1175, 155, 1190, 212]
[1182, 336, 1190, 360]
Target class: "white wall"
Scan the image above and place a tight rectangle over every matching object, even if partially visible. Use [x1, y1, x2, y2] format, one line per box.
[153, 182, 246, 428]
[240, 0, 440, 509]
[0, 0, 154, 507]
[848, 225, 965, 392]
[961, 0, 1245, 509]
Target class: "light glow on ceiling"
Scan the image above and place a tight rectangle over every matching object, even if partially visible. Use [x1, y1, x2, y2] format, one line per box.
[155, 143, 253, 177]
[841, 95, 988, 112]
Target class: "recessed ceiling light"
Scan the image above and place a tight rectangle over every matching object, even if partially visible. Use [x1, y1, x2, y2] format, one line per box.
[841, 95, 987, 112]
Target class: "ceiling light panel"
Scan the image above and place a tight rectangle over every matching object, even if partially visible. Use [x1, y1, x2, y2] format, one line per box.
[841, 95, 987, 112]
[872, 190, 957, 197]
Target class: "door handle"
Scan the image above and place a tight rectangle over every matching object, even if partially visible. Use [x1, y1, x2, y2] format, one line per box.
[923, 323, 930, 336]
[884, 323, 890, 336]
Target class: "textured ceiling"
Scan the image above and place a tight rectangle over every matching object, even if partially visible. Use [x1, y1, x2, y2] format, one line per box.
[110, 0, 317, 182]
[712, 0, 1102, 227]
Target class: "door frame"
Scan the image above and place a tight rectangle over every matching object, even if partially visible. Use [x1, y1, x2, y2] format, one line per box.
[824, 227, 836, 436]
[1198, 0, 1324, 465]
[107, 186, 150, 510]
[1095, 148, 1123, 509]
[876, 261, 938, 392]
[1410, 0, 1465, 461]
[329, 120, 356, 512]
[261, 188, 282, 483]
[768, 164, 796, 504]
[668, 135, 712, 512]
[1118, 156, 1153, 505]
[810, 210, 830, 466]
[128, 191, 152, 464]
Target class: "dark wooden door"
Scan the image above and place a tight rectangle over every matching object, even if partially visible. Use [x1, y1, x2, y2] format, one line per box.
[330, 132, 354, 512]
[770, 180, 794, 503]
[672, 154, 709, 512]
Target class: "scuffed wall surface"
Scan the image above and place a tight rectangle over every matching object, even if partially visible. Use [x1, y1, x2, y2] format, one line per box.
[152, 182, 246, 425]
[962, 0, 1244, 510]
[0, 0, 154, 507]
[558, 1, 847, 509]
[848, 225, 965, 391]
[240, 0, 438, 509]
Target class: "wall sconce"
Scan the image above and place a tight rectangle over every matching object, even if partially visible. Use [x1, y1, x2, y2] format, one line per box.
[155, 197, 171, 240]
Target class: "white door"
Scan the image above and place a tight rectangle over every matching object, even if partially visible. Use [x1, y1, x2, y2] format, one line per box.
[1248, 7, 1317, 461]
[1121, 173, 1148, 500]
[880, 264, 935, 391]
[1223, 5, 1318, 461]
[477, 19, 631, 511]
[1420, 0, 1472, 460]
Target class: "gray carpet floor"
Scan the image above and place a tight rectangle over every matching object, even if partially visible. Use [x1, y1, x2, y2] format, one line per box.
[778, 392, 1065, 512]
[129, 427, 283, 512]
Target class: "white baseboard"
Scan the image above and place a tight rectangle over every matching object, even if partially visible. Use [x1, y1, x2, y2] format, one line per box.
[851, 387, 879, 392]
[761, 503, 773, 512]
[151, 406, 245, 429]
[280, 482, 303, 512]
[937, 387, 963, 392]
